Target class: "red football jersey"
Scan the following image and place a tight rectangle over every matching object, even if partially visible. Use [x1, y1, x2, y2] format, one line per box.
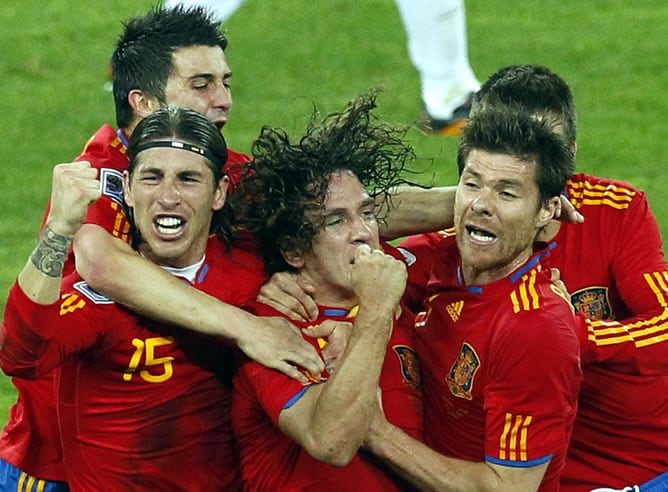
[0, 237, 264, 490]
[232, 301, 423, 491]
[413, 235, 581, 492]
[398, 173, 668, 489]
[0, 124, 129, 481]
[546, 174, 668, 490]
[0, 124, 253, 482]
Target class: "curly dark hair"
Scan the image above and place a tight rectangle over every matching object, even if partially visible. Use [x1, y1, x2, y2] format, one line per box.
[233, 92, 416, 274]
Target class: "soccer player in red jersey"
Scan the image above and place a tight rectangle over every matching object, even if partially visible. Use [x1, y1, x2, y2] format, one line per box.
[0, 107, 268, 490]
[363, 107, 582, 491]
[401, 65, 668, 491]
[230, 94, 423, 490]
[477, 65, 668, 492]
[0, 7, 321, 490]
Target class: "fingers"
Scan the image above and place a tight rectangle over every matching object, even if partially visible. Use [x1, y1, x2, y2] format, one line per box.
[303, 319, 351, 338]
[558, 195, 584, 224]
[282, 336, 326, 378]
[255, 296, 310, 323]
[351, 247, 407, 307]
[48, 161, 101, 237]
[240, 316, 326, 381]
[257, 272, 318, 322]
[355, 243, 373, 256]
[270, 361, 311, 384]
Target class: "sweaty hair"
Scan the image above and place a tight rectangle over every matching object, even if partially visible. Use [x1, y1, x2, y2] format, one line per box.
[458, 106, 575, 205]
[112, 5, 228, 129]
[127, 105, 232, 244]
[472, 64, 577, 147]
[233, 92, 415, 274]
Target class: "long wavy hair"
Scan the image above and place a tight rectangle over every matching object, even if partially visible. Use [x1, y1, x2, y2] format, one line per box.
[233, 92, 416, 274]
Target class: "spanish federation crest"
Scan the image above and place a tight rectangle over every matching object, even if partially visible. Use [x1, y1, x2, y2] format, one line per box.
[393, 345, 421, 391]
[571, 287, 612, 320]
[446, 342, 480, 400]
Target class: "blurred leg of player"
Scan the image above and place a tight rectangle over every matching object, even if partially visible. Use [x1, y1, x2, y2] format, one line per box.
[0, 458, 68, 492]
[164, 0, 246, 21]
[395, 0, 480, 135]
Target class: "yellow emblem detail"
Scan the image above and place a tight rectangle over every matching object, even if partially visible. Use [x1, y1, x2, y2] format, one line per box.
[446, 301, 464, 322]
[59, 294, 86, 315]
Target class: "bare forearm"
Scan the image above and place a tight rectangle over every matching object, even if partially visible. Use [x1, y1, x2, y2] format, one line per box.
[379, 186, 456, 240]
[366, 420, 546, 492]
[74, 225, 325, 379]
[74, 225, 250, 340]
[18, 225, 72, 305]
[307, 304, 395, 462]
[19, 160, 101, 304]
[365, 422, 491, 491]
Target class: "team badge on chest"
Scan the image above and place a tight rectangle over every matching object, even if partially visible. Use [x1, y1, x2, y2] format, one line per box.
[393, 345, 421, 391]
[571, 287, 612, 320]
[446, 342, 480, 400]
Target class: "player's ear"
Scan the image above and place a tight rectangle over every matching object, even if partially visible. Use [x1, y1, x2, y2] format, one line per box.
[123, 170, 134, 207]
[128, 89, 159, 119]
[536, 196, 560, 227]
[212, 176, 229, 211]
[282, 250, 304, 269]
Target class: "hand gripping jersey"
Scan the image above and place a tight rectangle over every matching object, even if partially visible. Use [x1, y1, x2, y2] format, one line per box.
[232, 300, 423, 491]
[0, 236, 264, 491]
[0, 124, 253, 483]
[411, 233, 581, 492]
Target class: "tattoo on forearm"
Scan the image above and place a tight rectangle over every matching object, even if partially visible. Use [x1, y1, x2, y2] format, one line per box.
[30, 225, 73, 277]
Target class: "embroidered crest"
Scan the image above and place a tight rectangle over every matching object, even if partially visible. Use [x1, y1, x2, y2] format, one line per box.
[393, 345, 421, 390]
[73, 281, 114, 304]
[571, 287, 612, 320]
[100, 168, 125, 205]
[446, 342, 480, 400]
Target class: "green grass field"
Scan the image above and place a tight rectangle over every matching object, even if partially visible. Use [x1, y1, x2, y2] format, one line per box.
[0, 0, 666, 424]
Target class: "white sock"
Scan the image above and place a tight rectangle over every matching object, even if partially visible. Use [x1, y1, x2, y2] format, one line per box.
[164, 0, 246, 22]
[395, 0, 480, 119]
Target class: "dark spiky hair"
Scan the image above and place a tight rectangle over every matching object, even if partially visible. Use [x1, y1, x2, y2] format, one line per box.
[111, 5, 227, 129]
[472, 64, 577, 146]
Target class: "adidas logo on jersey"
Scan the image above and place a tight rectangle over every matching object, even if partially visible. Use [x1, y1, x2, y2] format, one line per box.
[446, 301, 464, 322]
